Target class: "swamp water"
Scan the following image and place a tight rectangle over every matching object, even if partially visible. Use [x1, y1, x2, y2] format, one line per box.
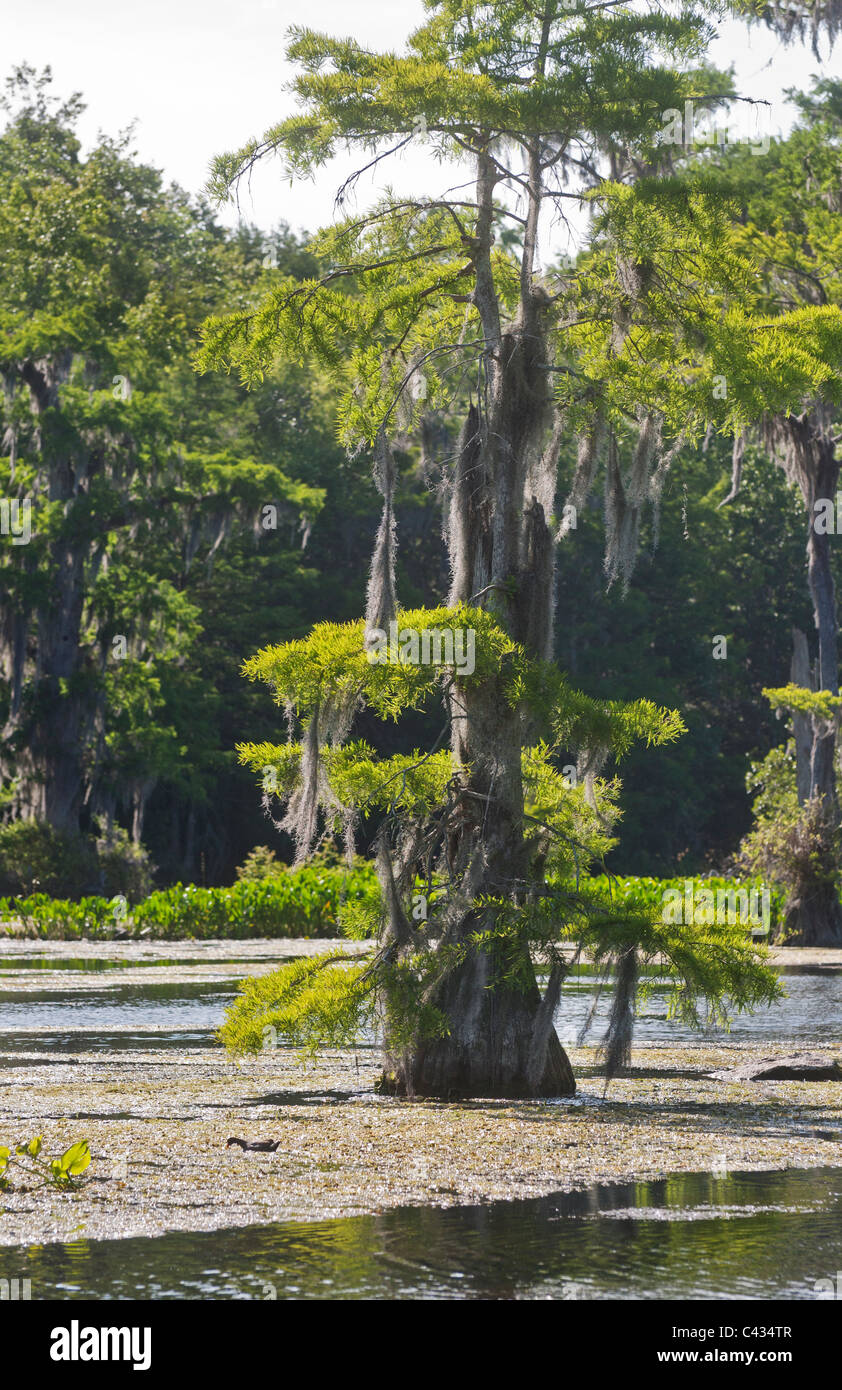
[1, 946, 841, 1298]
[1, 961, 840, 1050]
[3, 1167, 842, 1300]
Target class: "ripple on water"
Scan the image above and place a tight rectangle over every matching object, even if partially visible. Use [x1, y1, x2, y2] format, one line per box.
[3, 1166, 841, 1300]
[1, 965, 841, 1052]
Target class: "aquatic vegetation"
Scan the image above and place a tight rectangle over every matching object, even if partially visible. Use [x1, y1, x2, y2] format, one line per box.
[0, 863, 379, 940]
[0, 1135, 91, 1190]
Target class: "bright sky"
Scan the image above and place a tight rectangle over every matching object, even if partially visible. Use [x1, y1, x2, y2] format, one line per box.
[4, 0, 840, 260]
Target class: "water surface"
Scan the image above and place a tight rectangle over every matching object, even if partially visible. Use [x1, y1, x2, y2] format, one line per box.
[2, 966, 839, 1052]
[4, 1166, 841, 1300]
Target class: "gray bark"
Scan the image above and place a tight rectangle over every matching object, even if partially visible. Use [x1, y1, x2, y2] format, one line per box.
[772, 418, 842, 944]
[383, 118, 576, 1098]
[790, 627, 814, 806]
[0, 358, 96, 831]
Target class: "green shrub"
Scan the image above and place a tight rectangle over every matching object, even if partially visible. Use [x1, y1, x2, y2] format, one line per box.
[0, 817, 154, 902]
[586, 873, 784, 935]
[234, 846, 287, 882]
[134, 866, 379, 938]
[734, 743, 840, 902]
[0, 821, 97, 897]
[0, 863, 783, 944]
[0, 861, 380, 940]
[0, 892, 114, 939]
[93, 818, 154, 902]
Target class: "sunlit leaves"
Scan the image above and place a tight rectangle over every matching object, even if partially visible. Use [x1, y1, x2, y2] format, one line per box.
[763, 682, 842, 721]
[0, 1132, 91, 1189]
[218, 951, 375, 1056]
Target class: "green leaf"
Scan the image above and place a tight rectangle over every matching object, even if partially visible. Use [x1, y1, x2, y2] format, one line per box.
[58, 1140, 91, 1176]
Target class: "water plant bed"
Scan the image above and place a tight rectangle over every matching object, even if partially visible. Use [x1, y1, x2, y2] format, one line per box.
[0, 1039, 840, 1247]
[0, 938, 356, 965]
[3, 935, 840, 969]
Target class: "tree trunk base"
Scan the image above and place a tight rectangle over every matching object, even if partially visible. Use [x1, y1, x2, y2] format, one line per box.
[781, 884, 842, 947]
[378, 949, 576, 1100]
[376, 1034, 576, 1100]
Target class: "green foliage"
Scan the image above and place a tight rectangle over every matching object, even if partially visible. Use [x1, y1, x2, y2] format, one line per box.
[575, 887, 782, 1031]
[238, 605, 683, 768]
[92, 819, 154, 901]
[587, 873, 784, 934]
[0, 817, 153, 901]
[522, 741, 621, 877]
[240, 607, 516, 719]
[744, 743, 801, 828]
[217, 951, 374, 1057]
[465, 879, 781, 1030]
[567, 180, 842, 437]
[763, 684, 842, 723]
[0, 863, 379, 940]
[543, 673, 686, 762]
[239, 739, 457, 822]
[0, 820, 96, 897]
[235, 846, 287, 881]
[0, 1134, 91, 1190]
[0, 892, 114, 938]
[134, 867, 378, 939]
[736, 741, 841, 911]
[553, 437, 813, 873]
[0, 66, 326, 864]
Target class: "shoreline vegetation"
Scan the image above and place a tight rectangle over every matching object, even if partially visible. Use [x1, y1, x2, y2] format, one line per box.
[0, 870, 788, 942]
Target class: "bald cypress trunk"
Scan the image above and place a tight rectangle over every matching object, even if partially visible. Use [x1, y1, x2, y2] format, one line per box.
[790, 628, 813, 806]
[0, 357, 95, 832]
[3, 549, 91, 831]
[781, 427, 842, 945]
[382, 155, 577, 1094]
[383, 675, 575, 1098]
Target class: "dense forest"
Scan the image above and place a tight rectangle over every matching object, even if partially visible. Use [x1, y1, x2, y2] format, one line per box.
[0, 61, 836, 892]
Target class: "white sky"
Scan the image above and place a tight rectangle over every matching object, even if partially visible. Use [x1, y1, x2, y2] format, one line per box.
[3, 0, 841, 261]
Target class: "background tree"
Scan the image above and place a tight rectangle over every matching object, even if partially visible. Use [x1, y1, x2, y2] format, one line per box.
[0, 67, 321, 862]
[664, 78, 842, 940]
[554, 437, 813, 872]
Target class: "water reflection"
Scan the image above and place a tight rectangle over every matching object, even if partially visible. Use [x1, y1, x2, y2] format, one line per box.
[5, 1167, 841, 1300]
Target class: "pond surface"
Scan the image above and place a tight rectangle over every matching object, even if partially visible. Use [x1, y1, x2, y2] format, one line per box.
[4, 1166, 841, 1300]
[0, 981, 233, 1051]
[559, 967, 842, 1045]
[1, 965, 840, 1052]
[2, 944, 841, 1300]
[0, 956, 254, 973]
